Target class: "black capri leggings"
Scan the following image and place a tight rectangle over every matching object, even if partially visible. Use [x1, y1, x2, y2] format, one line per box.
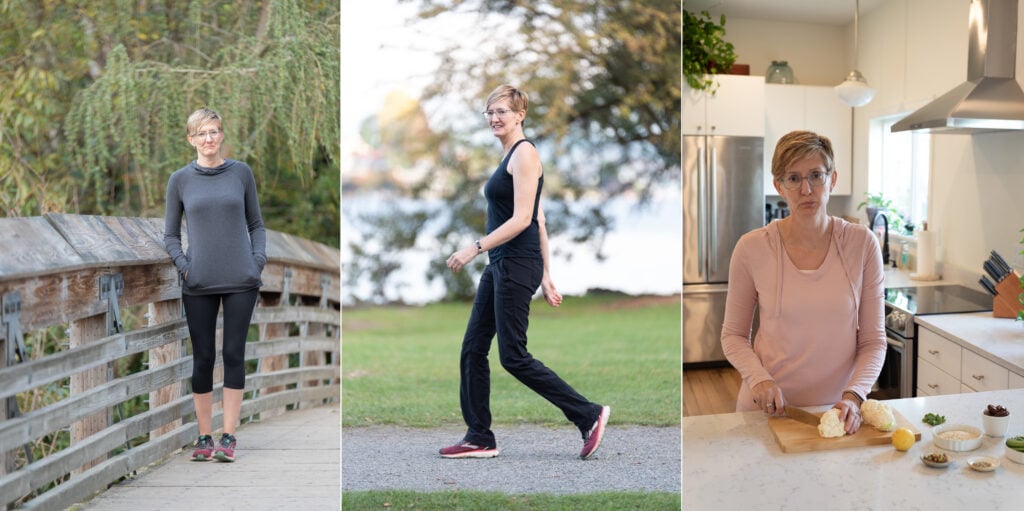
[182, 289, 259, 393]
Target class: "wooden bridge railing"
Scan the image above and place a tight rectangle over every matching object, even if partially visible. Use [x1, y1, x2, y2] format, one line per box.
[0, 214, 340, 510]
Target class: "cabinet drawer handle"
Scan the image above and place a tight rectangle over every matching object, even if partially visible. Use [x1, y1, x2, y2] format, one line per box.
[972, 374, 985, 381]
[928, 383, 939, 389]
[928, 349, 939, 355]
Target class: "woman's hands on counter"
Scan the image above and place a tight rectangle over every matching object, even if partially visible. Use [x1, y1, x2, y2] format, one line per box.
[752, 380, 786, 416]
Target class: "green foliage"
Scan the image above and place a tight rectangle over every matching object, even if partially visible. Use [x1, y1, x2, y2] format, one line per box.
[857, 191, 907, 234]
[1018, 227, 1024, 322]
[346, 0, 677, 302]
[1, 0, 339, 246]
[342, 294, 681, 427]
[683, 10, 737, 91]
[342, 490, 682, 510]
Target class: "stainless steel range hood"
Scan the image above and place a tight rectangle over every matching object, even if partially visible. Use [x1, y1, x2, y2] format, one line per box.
[892, 0, 1024, 134]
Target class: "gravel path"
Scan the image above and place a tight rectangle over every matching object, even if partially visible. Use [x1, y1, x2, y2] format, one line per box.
[342, 424, 680, 494]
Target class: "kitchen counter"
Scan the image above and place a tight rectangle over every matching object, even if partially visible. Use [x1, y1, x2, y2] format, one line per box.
[916, 312, 1024, 374]
[683, 388, 1024, 510]
[883, 266, 951, 288]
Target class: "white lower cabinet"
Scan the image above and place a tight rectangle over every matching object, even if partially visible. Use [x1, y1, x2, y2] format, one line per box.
[917, 357, 961, 397]
[961, 349, 1009, 392]
[917, 325, 1020, 396]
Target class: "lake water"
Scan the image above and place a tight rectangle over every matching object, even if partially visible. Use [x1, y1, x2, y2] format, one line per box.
[341, 193, 682, 305]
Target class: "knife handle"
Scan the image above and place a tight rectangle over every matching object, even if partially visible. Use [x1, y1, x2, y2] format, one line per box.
[983, 260, 1003, 282]
[979, 276, 997, 296]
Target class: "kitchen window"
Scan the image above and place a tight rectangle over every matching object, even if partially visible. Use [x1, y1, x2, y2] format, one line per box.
[868, 115, 930, 233]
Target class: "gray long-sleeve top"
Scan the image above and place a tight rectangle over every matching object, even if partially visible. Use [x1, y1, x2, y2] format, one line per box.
[163, 159, 267, 296]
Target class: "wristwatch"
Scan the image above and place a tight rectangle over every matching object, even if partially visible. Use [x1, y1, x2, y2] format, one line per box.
[475, 240, 483, 253]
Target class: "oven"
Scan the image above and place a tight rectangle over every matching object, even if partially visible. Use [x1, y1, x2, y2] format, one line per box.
[872, 304, 914, 399]
[871, 285, 992, 400]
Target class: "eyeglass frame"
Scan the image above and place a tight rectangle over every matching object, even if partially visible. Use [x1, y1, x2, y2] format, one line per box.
[776, 170, 832, 191]
[481, 108, 517, 119]
[190, 129, 223, 140]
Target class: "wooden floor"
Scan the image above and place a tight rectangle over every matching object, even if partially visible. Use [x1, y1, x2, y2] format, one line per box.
[77, 403, 339, 510]
[683, 366, 742, 417]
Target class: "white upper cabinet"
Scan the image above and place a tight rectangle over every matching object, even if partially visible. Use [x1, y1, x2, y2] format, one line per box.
[683, 75, 765, 137]
[763, 84, 852, 195]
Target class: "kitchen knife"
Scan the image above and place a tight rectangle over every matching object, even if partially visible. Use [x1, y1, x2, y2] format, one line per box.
[980, 276, 998, 296]
[991, 251, 1014, 276]
[983, 260, 1005, 283]
[784, 406, 821, 427]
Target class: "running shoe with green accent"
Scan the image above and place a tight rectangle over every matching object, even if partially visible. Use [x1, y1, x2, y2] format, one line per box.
[191, 435, 214, 461]
[214, 433, 236, 462]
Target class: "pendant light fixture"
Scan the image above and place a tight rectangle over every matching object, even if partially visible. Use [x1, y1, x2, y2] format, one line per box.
[835, 0, 876, 107]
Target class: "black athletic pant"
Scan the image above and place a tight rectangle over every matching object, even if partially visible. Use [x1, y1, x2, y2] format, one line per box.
[459, 257, 602, 448]
[182, 289, 259, 393]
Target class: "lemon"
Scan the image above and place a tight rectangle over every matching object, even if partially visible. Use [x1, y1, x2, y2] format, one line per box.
[892, 427, 915, 451]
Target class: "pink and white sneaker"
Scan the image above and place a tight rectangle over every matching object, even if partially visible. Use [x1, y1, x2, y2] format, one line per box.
[439, 441, 499, 459]
[580, 406, 610, 460]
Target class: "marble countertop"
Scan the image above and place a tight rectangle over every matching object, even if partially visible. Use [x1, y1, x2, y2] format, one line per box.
[683, 389, 1024, 510]
[915, 313, 1024, 374]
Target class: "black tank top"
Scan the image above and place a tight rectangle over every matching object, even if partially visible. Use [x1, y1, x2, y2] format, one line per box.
[483, 139, 542, 262]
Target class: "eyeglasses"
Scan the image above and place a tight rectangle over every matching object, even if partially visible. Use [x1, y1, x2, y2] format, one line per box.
[778, 170, 830, 190]
[482, 109, 514, 119]
[191, 129, 222, 140]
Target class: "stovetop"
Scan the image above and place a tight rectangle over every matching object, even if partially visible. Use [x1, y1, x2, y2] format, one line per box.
[885, 285, 993, 317]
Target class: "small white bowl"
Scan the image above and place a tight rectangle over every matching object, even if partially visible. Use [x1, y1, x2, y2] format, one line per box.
[982, 412, 1011, 437]
[1005, 445, 1024, 465]
[967, 456, 1000, 472]
[932, 424, 983, 452]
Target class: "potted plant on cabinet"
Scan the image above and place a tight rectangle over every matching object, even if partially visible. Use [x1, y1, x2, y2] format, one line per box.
[683, 9, 736, 92]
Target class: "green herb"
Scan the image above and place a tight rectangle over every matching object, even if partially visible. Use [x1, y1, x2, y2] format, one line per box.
[923, 413, 946, 426]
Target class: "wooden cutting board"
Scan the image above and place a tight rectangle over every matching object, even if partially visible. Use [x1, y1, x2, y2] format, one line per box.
[767, 408, 921, 453]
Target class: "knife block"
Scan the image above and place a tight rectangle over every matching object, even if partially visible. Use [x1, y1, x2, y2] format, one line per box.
[993, 270, 1023, 318]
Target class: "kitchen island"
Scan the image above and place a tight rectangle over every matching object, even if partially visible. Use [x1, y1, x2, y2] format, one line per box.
[683, 389, 1024, 510]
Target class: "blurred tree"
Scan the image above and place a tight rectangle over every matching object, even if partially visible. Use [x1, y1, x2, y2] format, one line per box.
[0, 0, 339, 247]
[344, 0, 677, 303]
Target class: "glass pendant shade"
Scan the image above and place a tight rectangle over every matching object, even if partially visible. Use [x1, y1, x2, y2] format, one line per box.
[835, 70, 876, 107]
[836, 0, 874, 107]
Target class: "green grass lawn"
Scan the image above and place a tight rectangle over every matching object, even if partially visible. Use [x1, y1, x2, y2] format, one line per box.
[342, 490, 681, 510]
[342, 293, 681, 428]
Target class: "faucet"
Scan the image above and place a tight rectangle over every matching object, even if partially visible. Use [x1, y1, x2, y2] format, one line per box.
[873, 213, 891, 267]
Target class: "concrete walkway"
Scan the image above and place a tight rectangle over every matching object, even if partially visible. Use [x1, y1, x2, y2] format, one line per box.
[342, 424, 680, 494]
[75, 403, 339, 511]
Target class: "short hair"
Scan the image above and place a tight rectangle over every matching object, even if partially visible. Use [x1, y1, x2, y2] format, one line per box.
[771, 130, 835, 181]
[186, 107, 222, 136]
[485, 85, 528, 114]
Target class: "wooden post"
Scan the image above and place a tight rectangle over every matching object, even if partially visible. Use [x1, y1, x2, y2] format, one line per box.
[258, 292, 288, 419]
[69, 313, 110, 475]
[148, 300, 183, 438]
[301, 296, 327, 409]
[1, 336, 10, 479]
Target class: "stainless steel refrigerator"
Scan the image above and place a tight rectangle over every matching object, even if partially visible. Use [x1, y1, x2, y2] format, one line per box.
[683, 134, 763, 366]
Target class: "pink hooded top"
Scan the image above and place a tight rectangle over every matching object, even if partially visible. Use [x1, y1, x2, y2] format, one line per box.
[721, 216, 886, 412]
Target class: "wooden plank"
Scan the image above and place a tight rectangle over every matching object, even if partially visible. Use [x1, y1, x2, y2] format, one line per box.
[0, 320, 188, 399]
[0, 217, 86, 279]
[0, 360, 192, 449]
[148, 300, 184, 438]
[45, 214, 171, 266]
[251, 306, 340, 326]
[0, 395, 194, 503]
[70, 314, 109, 475]
[767, 408, 922, 453]
[247, 367, 339, 390]
[257, 293, 289, 419]
[21, 421, 199, 511]
[260, 263, 339, 301]
[0, 265, 183, 341]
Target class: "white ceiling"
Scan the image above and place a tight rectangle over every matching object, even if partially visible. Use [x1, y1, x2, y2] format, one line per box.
[685, 0, 886, 26]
